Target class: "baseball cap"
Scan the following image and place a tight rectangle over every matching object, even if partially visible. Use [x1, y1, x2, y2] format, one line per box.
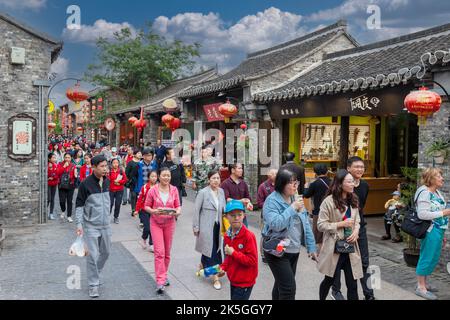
[224, 199, 245, 213]
[111, 147, 117, 152]
[392, 191, 401, 196]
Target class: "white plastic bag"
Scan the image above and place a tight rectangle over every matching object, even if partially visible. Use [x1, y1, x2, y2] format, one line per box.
[69, 235, 88, 257]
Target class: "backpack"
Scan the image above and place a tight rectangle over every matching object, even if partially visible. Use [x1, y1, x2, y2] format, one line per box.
[60, 166, 74, 190]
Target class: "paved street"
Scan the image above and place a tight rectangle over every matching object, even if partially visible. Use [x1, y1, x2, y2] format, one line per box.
[1, 188, 449, 300]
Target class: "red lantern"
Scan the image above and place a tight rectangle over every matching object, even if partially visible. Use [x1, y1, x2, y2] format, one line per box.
[133, 107, 147, 134]
[48, 122, 56, 130]
[404, 86, 442, 125]
[77, 127, 83, 132]
[162, 114, 175, 127]
[128, 116, 138, 124]
[66, 83, 88, 107]
[169, 118, 181, 131]
[240, 123, 247, 130]
[218, 100, 238, 123]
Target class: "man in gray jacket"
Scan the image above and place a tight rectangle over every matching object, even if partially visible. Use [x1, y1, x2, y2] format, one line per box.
[75, 155, 111, 298]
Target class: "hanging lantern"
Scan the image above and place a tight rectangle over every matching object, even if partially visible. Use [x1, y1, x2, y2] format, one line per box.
[48, 122, 56, 130]
[97, 98, 103, 111]
[240, 123, 247, 130]
[169, 118, 181, 131]
[77, 126, 83, 132]
[404, 86, 442, 125]
[128, 116, 138, 124]
[66, 83, 88, 108]
[91, 105, 96, 111]
[162, 114, 175, 127]
[133, 107, 147, 134]
[162, 98, 179, 113]
[218, 100, 238, 123]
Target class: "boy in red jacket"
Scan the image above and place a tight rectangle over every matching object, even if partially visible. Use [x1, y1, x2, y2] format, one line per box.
[219, 199, 258, 300]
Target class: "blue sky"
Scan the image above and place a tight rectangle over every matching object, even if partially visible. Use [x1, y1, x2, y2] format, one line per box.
[1, 0, 449, 106]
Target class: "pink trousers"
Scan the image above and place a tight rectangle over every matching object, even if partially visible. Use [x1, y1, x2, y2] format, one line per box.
[150, 216, 176, 286]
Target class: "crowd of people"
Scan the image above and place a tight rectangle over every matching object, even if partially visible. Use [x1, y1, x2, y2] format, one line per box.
[47, 135, 449, 300]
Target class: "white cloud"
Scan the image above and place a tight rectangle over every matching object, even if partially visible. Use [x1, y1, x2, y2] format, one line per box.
[50, 57, 69, 79]
[62, 19, 136, 44]
[0, 0, 46, 10]
[153, 7, 306, 73]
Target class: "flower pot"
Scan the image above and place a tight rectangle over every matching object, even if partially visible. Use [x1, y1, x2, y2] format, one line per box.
[403, 248, 420, 267]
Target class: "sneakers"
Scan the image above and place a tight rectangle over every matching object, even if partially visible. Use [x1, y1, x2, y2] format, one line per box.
[156, 285, 165, 295]
[415, 287, 437, 300]
[426, 284, 439, 292]
[60, 213, 65, 220]
[139, 239, 148, 250]
[213, 280, 222, 290]
[89, 286, 99, 298]
[139, 223, 144, 229]
[48, 214, 55, 220]
[148, 245, 154, 253]
[365, 295, 376, 300]
[67, 217, 73, 223]
[114, 218, 119, 224]
[330, 290, 345, 300]
[164, 279, 170, 287]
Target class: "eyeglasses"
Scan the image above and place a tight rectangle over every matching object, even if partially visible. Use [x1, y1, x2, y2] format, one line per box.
[289, 180, 299, 185]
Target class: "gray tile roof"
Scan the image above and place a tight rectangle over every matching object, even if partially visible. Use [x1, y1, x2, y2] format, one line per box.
[0, 11, 62, 62]
[113, 68, 218, 115]
[178, 20, 357, 98]
[254, 22, 450, 102]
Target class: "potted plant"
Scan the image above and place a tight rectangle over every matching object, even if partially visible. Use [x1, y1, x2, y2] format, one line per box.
[398, 166, 421, 267]
[425, 136, 450, 164]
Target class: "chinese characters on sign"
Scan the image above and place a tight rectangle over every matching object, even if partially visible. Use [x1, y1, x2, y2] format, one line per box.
[8, 114, 36, 162]
[203, 103, 225, 122]
[349, 94, 381, 111]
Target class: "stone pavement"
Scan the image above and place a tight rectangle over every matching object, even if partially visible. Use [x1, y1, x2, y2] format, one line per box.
[2, 188, 449, 300]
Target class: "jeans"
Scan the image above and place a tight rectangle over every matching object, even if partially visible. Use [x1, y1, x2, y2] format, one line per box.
[122, 187, 129, 204]
[139, 210, 153, 245]
[130, 190, 138, 213]
[230, 285, 253, 300]
[320, 253, 358, 300]
[59, 187, 75, 217]
[110, 191, 124, 219]
[264, 251, 299, 300]
[333, 226, 374, 298]
[48, 185, 57, 214]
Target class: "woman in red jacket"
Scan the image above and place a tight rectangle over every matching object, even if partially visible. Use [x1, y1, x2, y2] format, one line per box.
[109, 158, 127, 224]
[57, 153, 77, 223]
[48, 153, 59, 220]
[134, 170, 158, 251]
[79, 153, 93, 182]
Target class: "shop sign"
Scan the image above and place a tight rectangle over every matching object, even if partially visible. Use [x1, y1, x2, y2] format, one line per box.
[7, 113, 37, 162]
[269, 85, 413, 119]
[203, 103, 225, 122]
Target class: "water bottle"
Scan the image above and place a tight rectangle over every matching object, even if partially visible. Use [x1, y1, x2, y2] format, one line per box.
[196, 264, 222, 278]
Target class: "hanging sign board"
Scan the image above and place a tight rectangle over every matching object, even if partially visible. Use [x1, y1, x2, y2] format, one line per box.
[8, 114, 37, 162]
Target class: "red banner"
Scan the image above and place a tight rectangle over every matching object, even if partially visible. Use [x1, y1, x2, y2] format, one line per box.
[203, 103, 224, 122]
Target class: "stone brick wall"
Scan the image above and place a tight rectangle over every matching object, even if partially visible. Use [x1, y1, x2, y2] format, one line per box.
[0, 19, 55, 226]
[418, 97, 450, 271]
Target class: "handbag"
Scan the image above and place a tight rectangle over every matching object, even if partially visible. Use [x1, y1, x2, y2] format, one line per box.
[401, 189, 431, 239]
[334, 208, 356, 254]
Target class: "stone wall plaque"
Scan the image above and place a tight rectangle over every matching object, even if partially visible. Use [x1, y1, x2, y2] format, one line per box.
[7, 113, 37, 162]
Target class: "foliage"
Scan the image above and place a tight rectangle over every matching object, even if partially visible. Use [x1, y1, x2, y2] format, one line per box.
[425, 136, 450, 157]
[84, 26, 200, 103]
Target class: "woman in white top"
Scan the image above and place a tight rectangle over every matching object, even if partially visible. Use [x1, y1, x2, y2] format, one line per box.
[193, 170, 226, 290]
[414, 167, 450, 300]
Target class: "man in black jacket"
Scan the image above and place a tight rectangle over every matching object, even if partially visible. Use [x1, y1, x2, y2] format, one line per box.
[161, 148, 186, 205]
[75, 155, 111, 298]
[280, 152, 306, 194]
[125, 148, 142, 216]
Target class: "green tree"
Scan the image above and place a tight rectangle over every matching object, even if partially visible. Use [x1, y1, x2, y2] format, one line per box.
[85, 26, 200, 103]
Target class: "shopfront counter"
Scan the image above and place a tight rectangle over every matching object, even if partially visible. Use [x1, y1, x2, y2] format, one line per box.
[303, 177, 404, 215]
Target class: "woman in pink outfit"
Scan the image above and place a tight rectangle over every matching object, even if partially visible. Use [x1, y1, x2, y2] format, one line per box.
[145, 167, 181, 295]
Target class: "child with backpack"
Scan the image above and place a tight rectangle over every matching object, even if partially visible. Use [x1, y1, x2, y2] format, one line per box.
[134, 170, 158, 252]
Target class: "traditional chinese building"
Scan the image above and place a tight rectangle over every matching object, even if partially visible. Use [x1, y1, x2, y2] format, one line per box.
[178, 20, 359, 200]
[0, 11, 62, 226]
[255, 21, 450, 268]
